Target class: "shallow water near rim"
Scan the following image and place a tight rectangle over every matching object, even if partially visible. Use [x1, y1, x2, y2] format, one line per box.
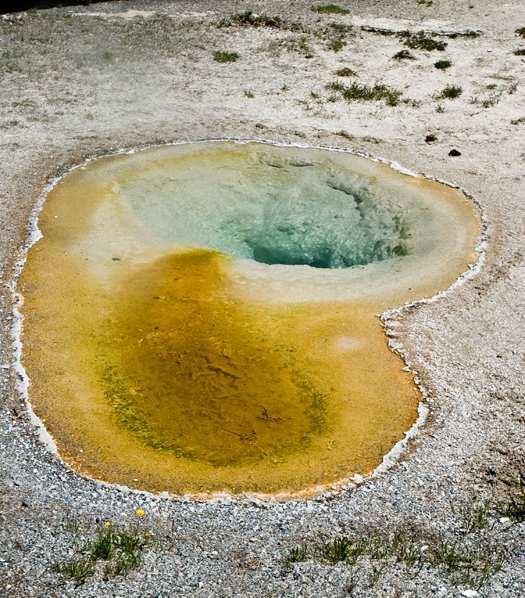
[18, 141, 480, 496]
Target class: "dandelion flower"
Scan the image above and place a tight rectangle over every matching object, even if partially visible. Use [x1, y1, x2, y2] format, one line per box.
[135, 507, 145, 518]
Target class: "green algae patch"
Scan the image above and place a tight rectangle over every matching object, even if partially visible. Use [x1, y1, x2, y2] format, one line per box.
[18, 141, 481, 496]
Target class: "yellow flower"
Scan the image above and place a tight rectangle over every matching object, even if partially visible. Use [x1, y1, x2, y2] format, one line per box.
[103, 521, 112, 528]
[135, 507, 145, 518]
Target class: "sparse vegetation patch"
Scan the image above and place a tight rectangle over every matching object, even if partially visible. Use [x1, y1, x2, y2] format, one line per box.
[434, 59, 452, 69]
[284, 516, 509, 591]
[393, 49, 416, 61]
[213, 51, 240, 63]
[328, 37, 346, 52]
[220, 11, 283, 28]
[335, 66, 357, 76]
[328, 23, 353, 34]
[270, 36, 314, 58]
[496, 474, 525, 522]
[55, 523, 151, 586]
[401, 32, 447, 51]
[312, 4, 350, 14]
[437, 84, 463, 99]
[327, 81, 402, 106]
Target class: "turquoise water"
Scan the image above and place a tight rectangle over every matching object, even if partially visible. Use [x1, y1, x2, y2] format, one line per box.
[121, 149, 411, 268]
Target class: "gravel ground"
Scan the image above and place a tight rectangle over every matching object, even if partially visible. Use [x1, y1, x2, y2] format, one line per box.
[0, 1, 524, 596]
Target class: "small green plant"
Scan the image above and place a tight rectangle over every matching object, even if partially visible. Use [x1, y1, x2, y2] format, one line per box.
[292, 36, 315, 58]
[496, 474, 525, 522]
[283, 544, 309, 565]
[429, 537, 506, 588]
[55, 524, 150, 585]
[312, 4, 350, 15]
[317, 535, 360, 564]
[327, 80, 346, 92]
[389, 528, 422, 568]
[244, 90, 254, 98]
[437, 84, 463, 99]
[213, 51, 240, 63]
[329, 23, 353, 34]
[511, 116, 525, 125]
[282, 506, 509, 591]
[86, 528, 116, 560]
[55, 558, 95, 586]
[393, 49, 415, 60]
[401, 32, 447, 51]
[454, 501, 490, 533]
[219, 11, 305, 32]
[223, 11, 283, 28]
[516, 27, 525, 38]
[328, 81, 402, 106]
[514, 48, 525, 56]
[335, 66, 357, 76]
[434, 59, 452, 69]
[328, 37, 346, 52]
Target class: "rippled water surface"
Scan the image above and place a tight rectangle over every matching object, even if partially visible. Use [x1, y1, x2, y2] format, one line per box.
[19, 142, 480, 495]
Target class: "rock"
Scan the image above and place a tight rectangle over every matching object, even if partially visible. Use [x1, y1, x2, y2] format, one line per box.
[449, 149, 462, 156]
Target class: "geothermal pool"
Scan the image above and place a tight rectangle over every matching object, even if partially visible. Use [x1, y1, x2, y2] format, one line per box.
[18, 141, 480, 495]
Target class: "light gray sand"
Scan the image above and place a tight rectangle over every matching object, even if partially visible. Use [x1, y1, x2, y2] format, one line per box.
[0, 1, 524, 595]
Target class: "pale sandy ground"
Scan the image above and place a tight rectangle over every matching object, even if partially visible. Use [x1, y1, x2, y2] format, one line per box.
[0, 1, 524, 596]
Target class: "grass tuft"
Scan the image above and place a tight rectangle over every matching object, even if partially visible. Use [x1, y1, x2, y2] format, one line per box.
[392, 49, 415, 61]
[328, 38, 346, 52]
[282, 493, 516, 592]
[317, 535, 359, 564]
[437, 84, 463, 99]
[335, 66, 357, 77]
[86, 528, 115, 561]
[496, 473, 525, 522]
[213, 51, 240, 63]
[277, 36, 314, 58]
[284, 544, 309, 565]
[55, 524, 150, 585]
[328, 23, 353, 34]
[221, 11, 283, 28]
[55, 559, 95, 586]
[434, 59, 452, 69]
[429, 537, 506, 588]
[312, 4, 350, 14]
[401, 32, 447, 51]
[327, 81, 402, 106]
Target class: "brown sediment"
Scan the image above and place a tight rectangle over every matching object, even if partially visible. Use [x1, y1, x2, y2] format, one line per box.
[18, 142, 480, 496]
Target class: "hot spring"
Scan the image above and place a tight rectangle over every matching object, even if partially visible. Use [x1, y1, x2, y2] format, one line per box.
[18, 141, 480, 495]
